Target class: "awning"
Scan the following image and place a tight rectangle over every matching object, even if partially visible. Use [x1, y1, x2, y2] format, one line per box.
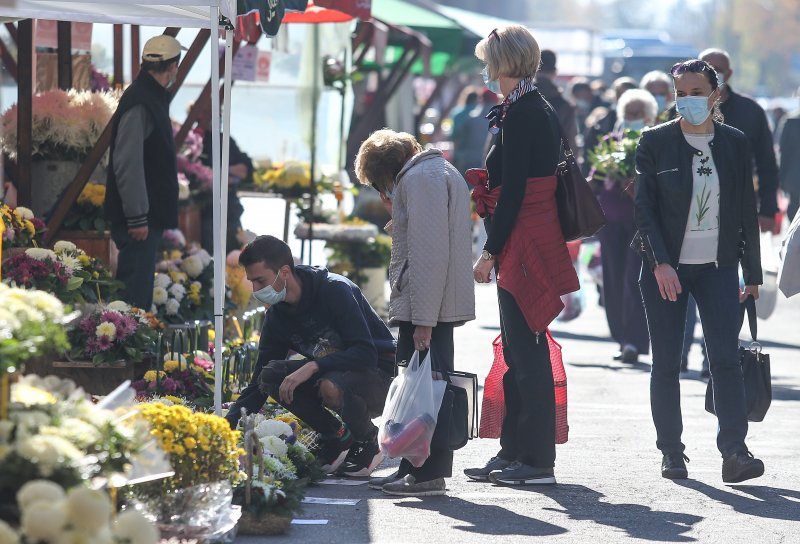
[0, 0, 235, 28]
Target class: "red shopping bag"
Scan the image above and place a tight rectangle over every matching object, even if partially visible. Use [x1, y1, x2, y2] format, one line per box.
[478, 332, 569, 443]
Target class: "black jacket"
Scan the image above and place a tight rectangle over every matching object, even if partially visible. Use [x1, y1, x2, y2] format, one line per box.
[227, 266, 396, 423]
[106, 70, 178, 229]
[633, 119, 762, 285]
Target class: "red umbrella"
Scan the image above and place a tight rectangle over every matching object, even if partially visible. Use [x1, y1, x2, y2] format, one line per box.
[283, 1, 355, 23]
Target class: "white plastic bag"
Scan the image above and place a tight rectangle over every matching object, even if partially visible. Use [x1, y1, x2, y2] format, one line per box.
[378, 350, 446, 467]
[756, 232, 778, 319]
[779, 211, 800, 298]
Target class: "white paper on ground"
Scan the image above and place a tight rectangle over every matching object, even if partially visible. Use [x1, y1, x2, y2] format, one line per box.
[318, 479, 369, 486]
[291, 519, 329, 525]
[302, 497, 361, 506]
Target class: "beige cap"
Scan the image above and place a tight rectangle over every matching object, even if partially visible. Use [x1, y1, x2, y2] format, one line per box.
[142, 35, 186, 62]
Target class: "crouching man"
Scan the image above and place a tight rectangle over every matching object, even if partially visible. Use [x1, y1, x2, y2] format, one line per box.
[225, 235, 395, 476]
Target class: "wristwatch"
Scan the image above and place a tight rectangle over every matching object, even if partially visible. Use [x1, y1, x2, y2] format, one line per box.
[481, 250, 495, 261]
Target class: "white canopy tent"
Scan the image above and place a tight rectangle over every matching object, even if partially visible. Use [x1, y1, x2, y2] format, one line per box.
[0, 0, 236, 414]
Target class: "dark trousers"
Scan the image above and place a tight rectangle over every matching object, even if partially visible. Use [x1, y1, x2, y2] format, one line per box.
[111, 224, 163, 310]
[396, 321, 455, 482]
[788, 190, 800, 223]
[682, 296, 708, 367]
[496, 288, 556, 468]
[596, 219, 650, 353]
[640, 264, 748, 456]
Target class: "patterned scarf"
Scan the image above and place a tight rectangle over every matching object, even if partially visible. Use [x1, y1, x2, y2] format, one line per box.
[487, 77, 538, 134]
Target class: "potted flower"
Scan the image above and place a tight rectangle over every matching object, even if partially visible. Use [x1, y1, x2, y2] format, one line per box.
[1, 204, 46, 254]
[60, 182, 119, 272]
[0, 89, 118, 217]
[152, 247, 213, 325]
[132, 353, 214, 407]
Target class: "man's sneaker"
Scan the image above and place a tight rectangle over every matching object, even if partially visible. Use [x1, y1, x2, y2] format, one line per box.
[488, 462, 556, 486]
[337, 439, 384, 478]
[722, 451, 764, 483]
[313, 427, 353, 474]
[381, 475, 446, 497]
[464, 456, 513, 482]
[369, 470, 402, 490]
[662, 452, 689, 479]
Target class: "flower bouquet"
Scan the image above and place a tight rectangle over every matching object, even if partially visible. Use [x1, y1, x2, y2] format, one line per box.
[68, 302, 160, 365]
[175, 127, 213, 205]
[588, 128, 642, 197]
[127, 402, 244, 541]
[247, 161, 311, 198]
[62, 181, 108, 232]
[152, 247, 213, 324]
[132, 353, 213, 406]
[1, 203, 46, 249]
[225, 250, 253, 314]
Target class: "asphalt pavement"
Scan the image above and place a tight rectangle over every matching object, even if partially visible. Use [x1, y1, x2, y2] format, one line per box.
[237, 261, 800, 544]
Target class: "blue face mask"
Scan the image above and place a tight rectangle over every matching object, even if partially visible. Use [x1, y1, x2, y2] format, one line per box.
[676, 93, 713, 126]
[622, 119, 646, 131]
[253, 271, 287, 305]
[481, 67, 501, 95]
[654, 94, 667, 112]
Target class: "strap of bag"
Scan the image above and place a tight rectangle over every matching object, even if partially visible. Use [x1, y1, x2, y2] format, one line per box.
[739, 296, 758, 341]
[424, 343, 453, 384]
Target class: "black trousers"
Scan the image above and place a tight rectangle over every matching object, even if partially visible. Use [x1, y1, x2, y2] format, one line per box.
[111, 224, 163, 310]
[395, 321, 455, 482]
[496, 287, 556, 468]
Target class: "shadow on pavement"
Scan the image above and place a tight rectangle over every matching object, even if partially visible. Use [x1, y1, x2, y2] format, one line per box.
[395, 496, 568, 537]
[771, 384, 800, 401]
[568, 361, 653, 373]
[528, 484, 702, 542]
[674, 480, 800, 522]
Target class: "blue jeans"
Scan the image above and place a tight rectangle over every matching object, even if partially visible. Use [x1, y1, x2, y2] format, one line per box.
[682, 296, 708, 367]
[111, 224, 163, 311]
[640, 264, 748, 457]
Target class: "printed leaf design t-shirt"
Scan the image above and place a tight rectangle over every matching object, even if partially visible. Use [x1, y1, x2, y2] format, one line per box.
[680, 132, 720, 265]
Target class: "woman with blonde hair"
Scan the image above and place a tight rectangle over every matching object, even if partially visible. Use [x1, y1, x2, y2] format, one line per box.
[354, 129, 475, 496]
[465, 25, 579, 486]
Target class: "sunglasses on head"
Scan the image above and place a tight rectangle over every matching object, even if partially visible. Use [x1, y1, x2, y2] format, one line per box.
[670, 59, 712, 76]
[489, 28, 500, 41]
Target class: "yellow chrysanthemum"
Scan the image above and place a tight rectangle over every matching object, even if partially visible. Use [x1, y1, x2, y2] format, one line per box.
[163, 360, 184, 373]
[143, 370, 167, 382]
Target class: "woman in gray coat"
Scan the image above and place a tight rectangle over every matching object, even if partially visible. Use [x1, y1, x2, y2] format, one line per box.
[354, 129, 475, 497]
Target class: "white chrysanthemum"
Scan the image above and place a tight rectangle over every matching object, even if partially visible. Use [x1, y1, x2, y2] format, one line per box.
[65, 488, 112, 533]
[152, 286, 168, 306]
[58, 254, 82, 273]
[168, 283, 186, 302]
[15, 435, 84, 476]
[165, 298, 180, 316]
[96, 321, 116, 340]
[193, 249, 212, 267]
[153, 273, 171, 289]
[54, 241, 78, 253]
[260, 435, 288, 458]
[107, 300, 131, 312]
[40, 418, 102, 449]
[14, 206, 34, 220]
[21, 500, 68, 542]
[255, 419, 293, 440]
[17, 480, 66, 511]
[25, 248, 57, 261]
[181, 255, 204, 278]
[112, 511, 159, 544]
[0, 520, 18, 544]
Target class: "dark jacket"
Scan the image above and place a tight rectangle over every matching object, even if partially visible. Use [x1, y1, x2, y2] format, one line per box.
[106, 70, 178, 229]
[633, 119, 762, 286]
[779, 112, 800, 193]
[536, 76, 578, 152]
[229, 266, 396, 421]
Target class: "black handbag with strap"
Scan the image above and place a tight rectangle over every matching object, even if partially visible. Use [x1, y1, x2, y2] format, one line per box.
[705, 297, 772, 422]
[554, 135, 607, 242]
[429, 359, 477, 452]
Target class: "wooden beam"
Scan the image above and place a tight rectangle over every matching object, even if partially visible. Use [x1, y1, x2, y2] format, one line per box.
[16, 19, 32, 208]
[164, 28, 180, 38]
[4, 22, 17, 45]
[0, 37, 17, 82]
[57, 21, 72, 90]
[113, 25, 123, 88]
[131, 25, 141, 77]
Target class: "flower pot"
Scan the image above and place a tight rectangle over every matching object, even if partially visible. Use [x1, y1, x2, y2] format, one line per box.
[361, 266, 387, 319]
[31, 160, 106, 219]
[23, 358, 148, 396]
[58, 230, 119, 274]
[237, 511, 292, 535]
[178, 203, 202, 248]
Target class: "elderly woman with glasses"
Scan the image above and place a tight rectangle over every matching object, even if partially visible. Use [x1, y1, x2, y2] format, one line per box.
[634, 59, 764, 483]
[464, 25, 579, 486]
[354, 129, 475, 497]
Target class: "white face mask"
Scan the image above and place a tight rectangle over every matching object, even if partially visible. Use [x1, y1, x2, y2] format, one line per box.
[252, 271, 287, 305]
[622, 119, 647, 131]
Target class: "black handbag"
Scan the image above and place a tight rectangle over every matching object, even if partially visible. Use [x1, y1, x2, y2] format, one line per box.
[428, 358, 477, 451]
[554, 137, 607, 242]
[705, 297, 772, 422]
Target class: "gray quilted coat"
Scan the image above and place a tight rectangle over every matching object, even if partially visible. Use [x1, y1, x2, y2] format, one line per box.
[387, 149, 476, 327]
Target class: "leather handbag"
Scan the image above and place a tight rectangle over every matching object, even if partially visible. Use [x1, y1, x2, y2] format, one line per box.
[429, 359, 476, 451]
[555, 138, 607, 242]
[705, 297, 772, 422]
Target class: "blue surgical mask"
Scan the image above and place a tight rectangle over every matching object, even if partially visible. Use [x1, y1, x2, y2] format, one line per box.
[253, 272, 287, 305]
[676, 93, 713, 126]
[623, 119, 646, 131]
[654, 94, 667, 112]
[481, 67, 501, 95]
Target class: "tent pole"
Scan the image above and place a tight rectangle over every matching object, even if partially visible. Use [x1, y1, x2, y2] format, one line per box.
[307, 24, 320, 265]
[16, 19, 32, 208]
[211, 7, 223, 416]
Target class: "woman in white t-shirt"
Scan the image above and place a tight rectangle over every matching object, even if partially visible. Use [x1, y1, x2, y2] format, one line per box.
[633, 59, 764, 485]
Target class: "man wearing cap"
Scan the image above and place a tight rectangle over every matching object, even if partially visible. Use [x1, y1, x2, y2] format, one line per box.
[105, 35, 185, 310]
